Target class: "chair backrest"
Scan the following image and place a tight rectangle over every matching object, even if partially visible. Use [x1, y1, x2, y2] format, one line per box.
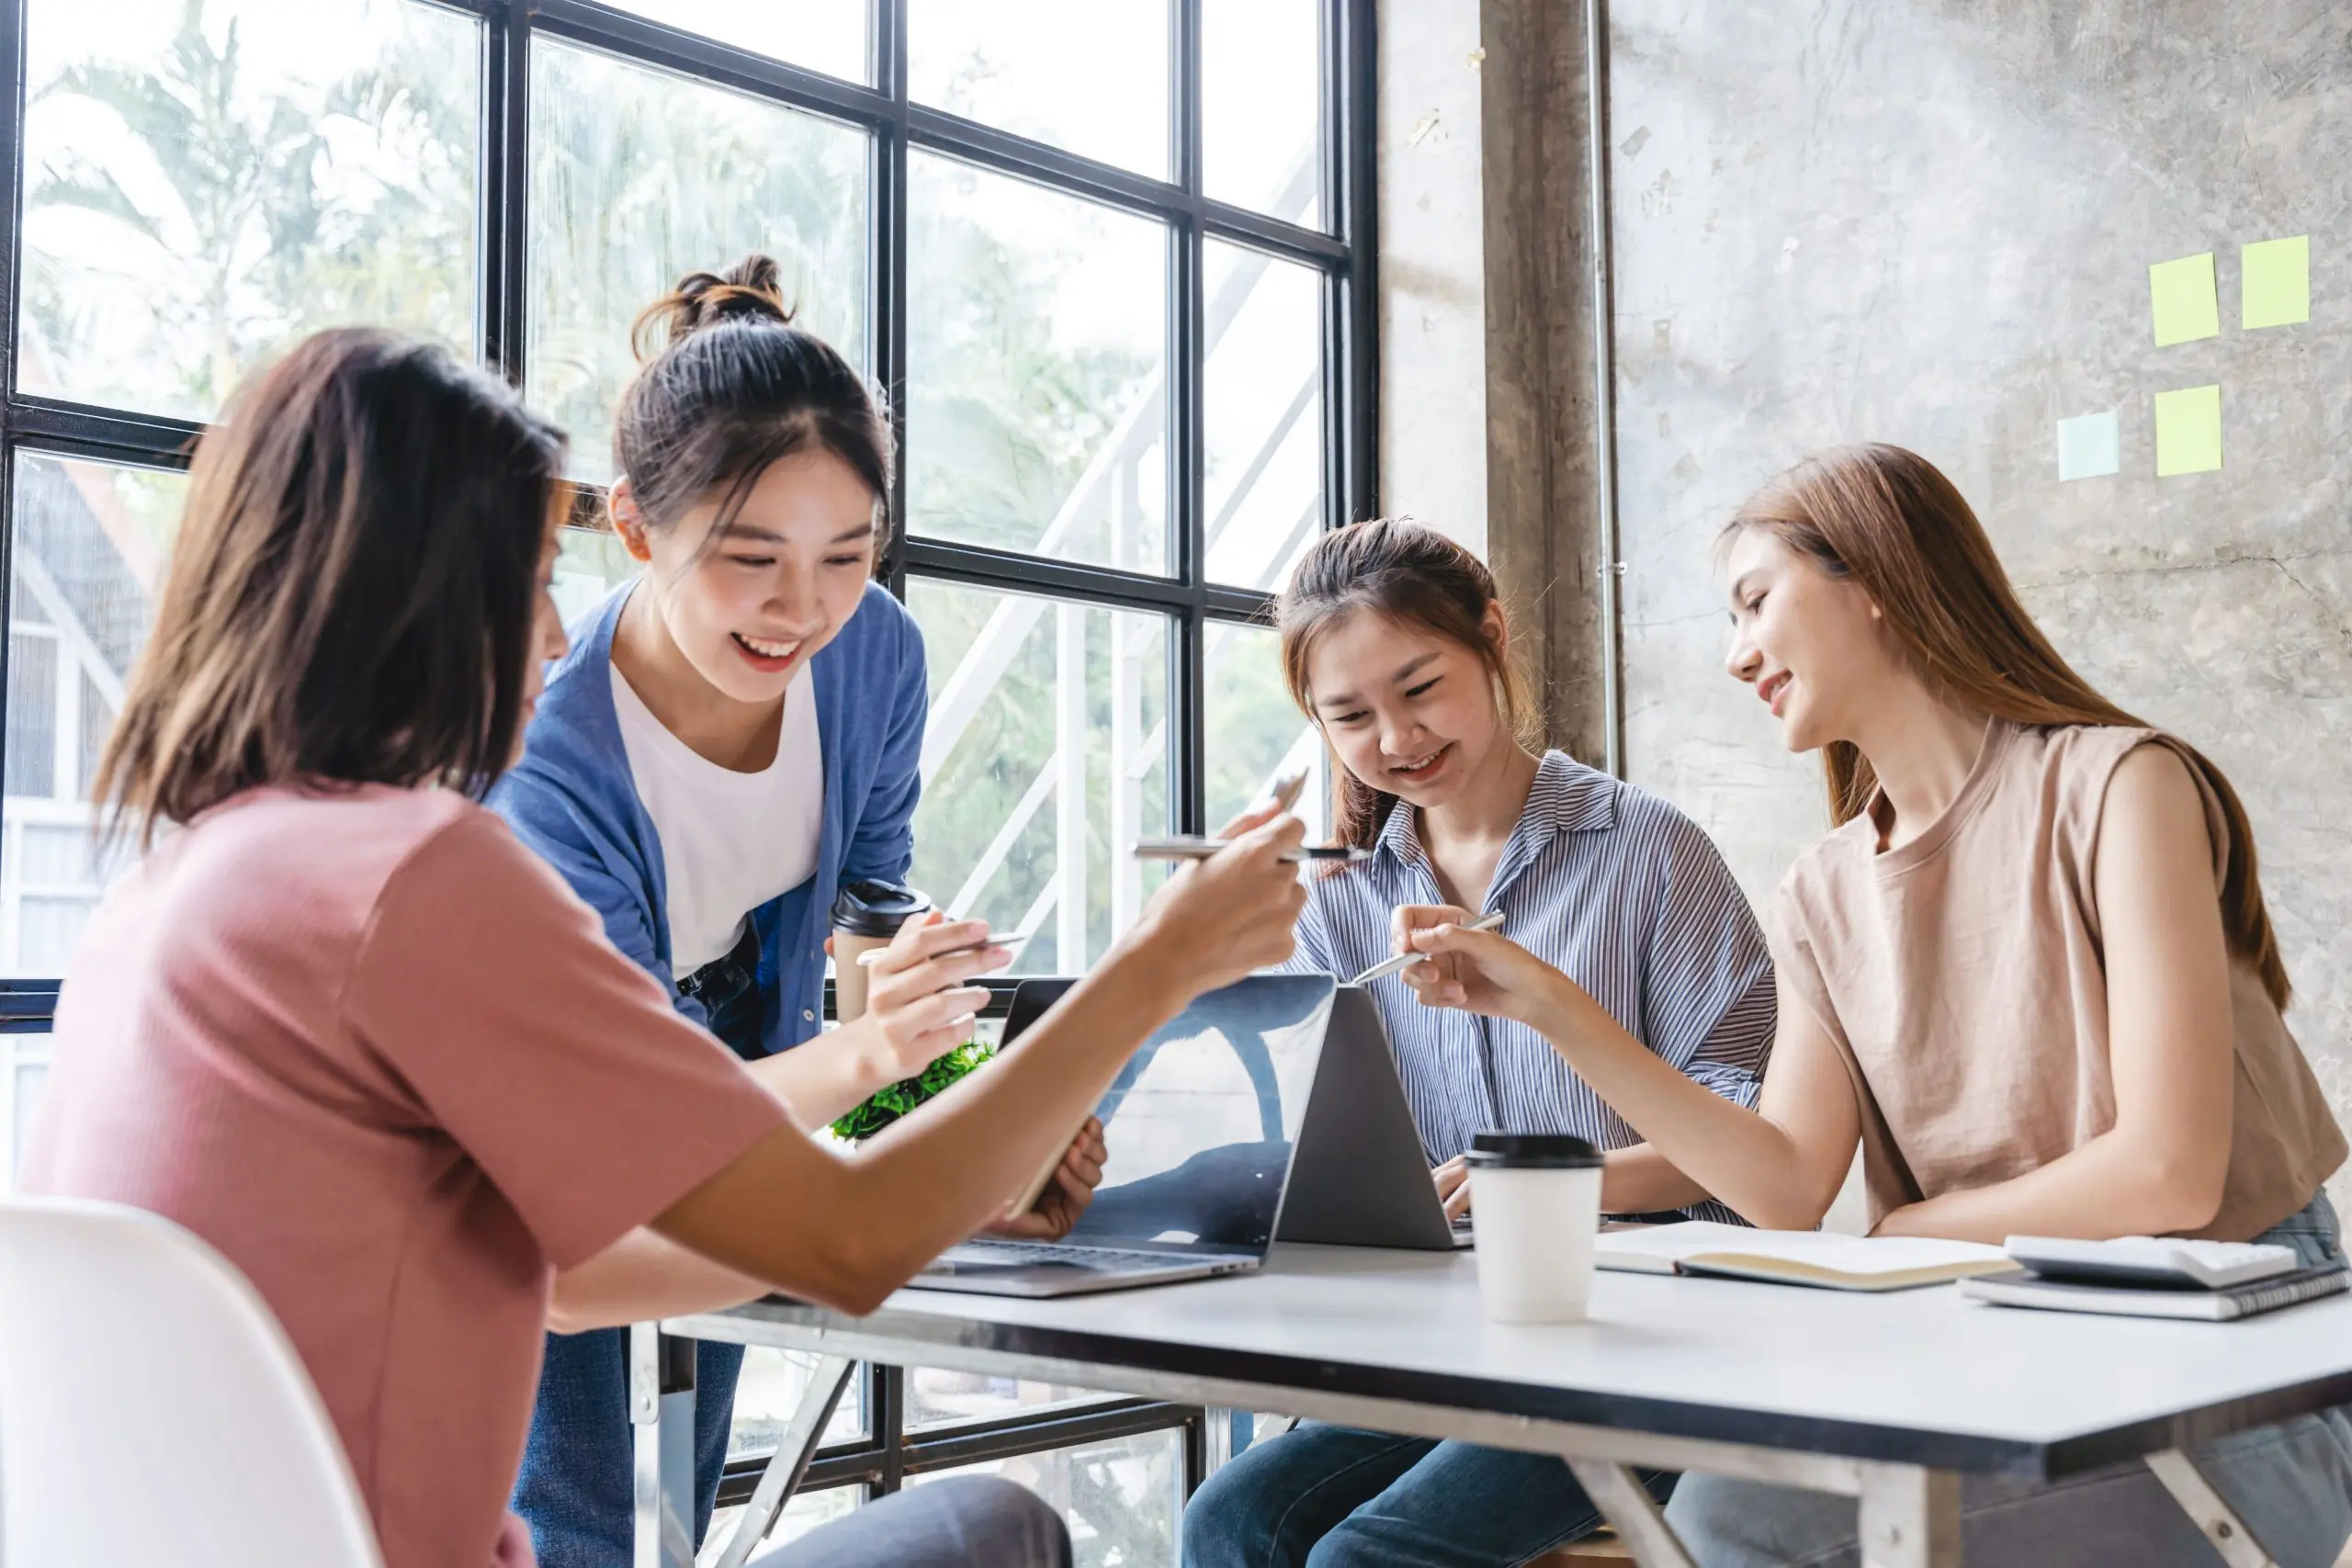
[0, 1197, 383, 1568]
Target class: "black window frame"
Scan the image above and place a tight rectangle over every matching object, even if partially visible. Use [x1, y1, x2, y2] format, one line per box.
[0, 0, 1376, 1516]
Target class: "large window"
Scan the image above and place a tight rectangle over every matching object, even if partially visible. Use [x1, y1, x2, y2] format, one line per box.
[0, 0, 1374, 1548]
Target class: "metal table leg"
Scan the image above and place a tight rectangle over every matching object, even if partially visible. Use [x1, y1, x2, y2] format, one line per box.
[705, 1355, 857, 1568]
[1567, 1461, 1696, 1568]
[1572, 1452, 1962, 1568]
[2145, 1450, 2281, 1568]
[1858, 1463, 1961, 1568]
[632, 1323, 699, 1568]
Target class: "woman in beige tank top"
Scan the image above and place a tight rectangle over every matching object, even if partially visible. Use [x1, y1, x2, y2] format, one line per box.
[1396, 444, 2352, 1566]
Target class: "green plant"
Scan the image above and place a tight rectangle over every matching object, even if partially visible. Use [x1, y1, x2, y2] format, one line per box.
[830, 1039, 995, 1143]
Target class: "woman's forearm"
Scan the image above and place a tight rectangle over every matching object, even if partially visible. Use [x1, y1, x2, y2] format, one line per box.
[652, 935, 1195, 1314]
[744, 1021, 894, 1131]
[1600, 1144, 1713, 1214]
[1527, 976, 1827, 1229]
[1873, 1127, 2227, 1246]
[548, 1227, 768, 1333]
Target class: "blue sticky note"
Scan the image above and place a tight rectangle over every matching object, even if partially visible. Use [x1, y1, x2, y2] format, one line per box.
[2056, 412, 2120, 481]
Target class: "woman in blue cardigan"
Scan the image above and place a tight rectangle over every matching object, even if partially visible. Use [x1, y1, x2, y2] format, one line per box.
[492, 255, 1103, 1568]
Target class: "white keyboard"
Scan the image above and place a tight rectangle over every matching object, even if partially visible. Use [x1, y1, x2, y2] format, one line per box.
[2004, 1235, 2301, 1290]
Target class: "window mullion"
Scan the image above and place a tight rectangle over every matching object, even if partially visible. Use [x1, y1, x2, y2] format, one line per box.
[481, 0, 530, 385]
[876, 0, 910, 602]
[1171, 0, 1205, 835]
[1337, 0, 1379, 523]
[0, 0, 29, 850]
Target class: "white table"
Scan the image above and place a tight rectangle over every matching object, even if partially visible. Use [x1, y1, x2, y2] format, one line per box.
[634, 1244, 2352, 1568]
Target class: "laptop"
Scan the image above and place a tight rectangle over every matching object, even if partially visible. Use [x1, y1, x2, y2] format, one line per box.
[904, 972, 1338, 1299]
[1277, 986, 1475, 1251]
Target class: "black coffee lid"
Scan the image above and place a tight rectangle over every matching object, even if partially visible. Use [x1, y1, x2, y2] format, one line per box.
[830, 877, 933, 938]
[1464, 1132, 1604, 1169]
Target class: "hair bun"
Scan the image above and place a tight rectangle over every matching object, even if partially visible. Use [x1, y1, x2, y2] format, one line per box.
[633, 254, 796, 359]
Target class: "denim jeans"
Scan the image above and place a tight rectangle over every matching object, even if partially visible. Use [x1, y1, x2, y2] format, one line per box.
[1182, 1420, 1674, 1568]
[752, 1476, 1070, 1568]
[514, 926, 765, 1568]
[1665, 1191, 2352, 1567]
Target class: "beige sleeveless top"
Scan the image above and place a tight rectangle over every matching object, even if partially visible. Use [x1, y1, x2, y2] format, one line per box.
[1774, 721, 2345, 1241]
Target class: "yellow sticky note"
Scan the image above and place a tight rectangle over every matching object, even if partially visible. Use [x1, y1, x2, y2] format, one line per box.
[2150, 253, 2220, 345]
[2154, 385, 2222, 477]
[2242, 236, 2311, 329]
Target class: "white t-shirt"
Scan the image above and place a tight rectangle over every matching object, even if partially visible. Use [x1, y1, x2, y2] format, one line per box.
[610, 661, 825, 975]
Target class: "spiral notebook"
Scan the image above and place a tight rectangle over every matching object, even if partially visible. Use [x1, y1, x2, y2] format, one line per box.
[1960, 1263, 2352, 1321]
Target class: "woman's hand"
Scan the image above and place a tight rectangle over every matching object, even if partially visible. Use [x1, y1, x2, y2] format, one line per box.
[848, 911, 1013, 1081]
[1388, 903, 1475, 988]
[1395, 912, 1563, 1027]
[1433, 1154, 1472, 1220]
[983, 1117, 1108, 1240]
[1122, 802, 1308, 990]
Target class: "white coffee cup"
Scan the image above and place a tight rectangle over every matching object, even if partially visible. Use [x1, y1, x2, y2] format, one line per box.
[1465, 1132, 1606, 1324]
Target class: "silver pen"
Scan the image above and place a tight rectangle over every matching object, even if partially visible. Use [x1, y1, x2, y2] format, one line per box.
[1267, 767, 1309, 814]
[1129, 766, 1341, 863]
[1350, 910, 1507, 985]
[1133, 839, 1371, 864]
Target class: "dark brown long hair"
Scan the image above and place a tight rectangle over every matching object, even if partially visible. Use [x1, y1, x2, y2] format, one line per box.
[617, 254, 890, 555]
[1724, 442, 2290, 1008]
[1275, 518, 1535, 849]
[95, 328, 567, 844]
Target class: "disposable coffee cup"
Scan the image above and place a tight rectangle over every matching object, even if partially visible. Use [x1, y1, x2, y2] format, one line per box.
[831, 878, 933, 1022]
[1464, 1132, 1605, 1324]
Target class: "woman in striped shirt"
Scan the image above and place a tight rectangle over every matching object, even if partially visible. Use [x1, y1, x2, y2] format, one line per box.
[1182, 517, 1776, 1568]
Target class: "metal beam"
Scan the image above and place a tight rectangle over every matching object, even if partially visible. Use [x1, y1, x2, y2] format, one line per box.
[1856, 1463, 1962, 1568]
[1567, 1461, 1695, 1568]
[2144, 1450, 2281, 1568]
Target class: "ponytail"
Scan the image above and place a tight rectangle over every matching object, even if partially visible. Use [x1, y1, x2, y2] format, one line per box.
[615, 254, 890, 547]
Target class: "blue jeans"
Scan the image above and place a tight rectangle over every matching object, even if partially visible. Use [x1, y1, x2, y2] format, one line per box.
[752, 1476, 1069, 1568]
[515, 931, 764, 1568]
[1182, 1420, 1674, 1567]
[513, 1325, 745, 1568]
[1666, 1191, 2352, 1567]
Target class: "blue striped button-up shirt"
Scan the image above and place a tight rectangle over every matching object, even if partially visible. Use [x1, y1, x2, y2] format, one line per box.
[1292, 750, 1775, 1224]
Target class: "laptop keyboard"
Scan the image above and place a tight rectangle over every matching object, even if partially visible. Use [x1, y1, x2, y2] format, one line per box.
[933, 1241, 1207, 1272]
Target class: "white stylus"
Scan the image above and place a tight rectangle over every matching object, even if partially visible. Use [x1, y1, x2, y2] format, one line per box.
[1349, 911, 1506, 986]
[855, 933, 1030, 968]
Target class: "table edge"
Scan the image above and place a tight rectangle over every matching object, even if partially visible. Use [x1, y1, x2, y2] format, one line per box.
[667, 1296, 2352, 1480]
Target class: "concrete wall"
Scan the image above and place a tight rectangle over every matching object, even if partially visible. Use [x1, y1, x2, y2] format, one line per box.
[1605, 1, 2352, 1207]
[1374, 0, 1488, 554]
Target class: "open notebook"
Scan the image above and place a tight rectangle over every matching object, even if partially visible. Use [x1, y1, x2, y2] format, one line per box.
[1597, 1222, 2013, 1292]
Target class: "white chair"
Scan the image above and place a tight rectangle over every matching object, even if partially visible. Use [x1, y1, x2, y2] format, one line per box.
[0, 1196, 383, 1567]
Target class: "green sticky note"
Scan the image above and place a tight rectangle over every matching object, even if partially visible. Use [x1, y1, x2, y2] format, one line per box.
[2242, 235, 2311, 329]
[2150, 253, 2221, 345]
[2154, 385, 2222, 476]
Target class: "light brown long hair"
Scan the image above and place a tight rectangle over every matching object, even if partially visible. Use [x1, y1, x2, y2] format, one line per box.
[1275, 518, 1536, 849]
[1724, 443, 2290, 1008]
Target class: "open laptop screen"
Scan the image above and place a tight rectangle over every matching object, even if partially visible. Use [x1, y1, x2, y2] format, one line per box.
[1001, 974, 1336, 1257]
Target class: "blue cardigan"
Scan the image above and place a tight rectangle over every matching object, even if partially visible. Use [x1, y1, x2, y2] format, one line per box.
[490, 578, 928, 1056]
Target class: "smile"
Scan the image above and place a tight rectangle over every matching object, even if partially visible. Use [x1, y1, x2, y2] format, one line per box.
[1758, 671, 1792, 716]
[1387, 743, 1453, 783]
[732, 632, 802, 661]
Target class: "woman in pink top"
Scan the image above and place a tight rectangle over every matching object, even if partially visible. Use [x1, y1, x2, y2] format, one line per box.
[1390, 445, 2352, 1565]
[22, 329, 1309, 1568]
